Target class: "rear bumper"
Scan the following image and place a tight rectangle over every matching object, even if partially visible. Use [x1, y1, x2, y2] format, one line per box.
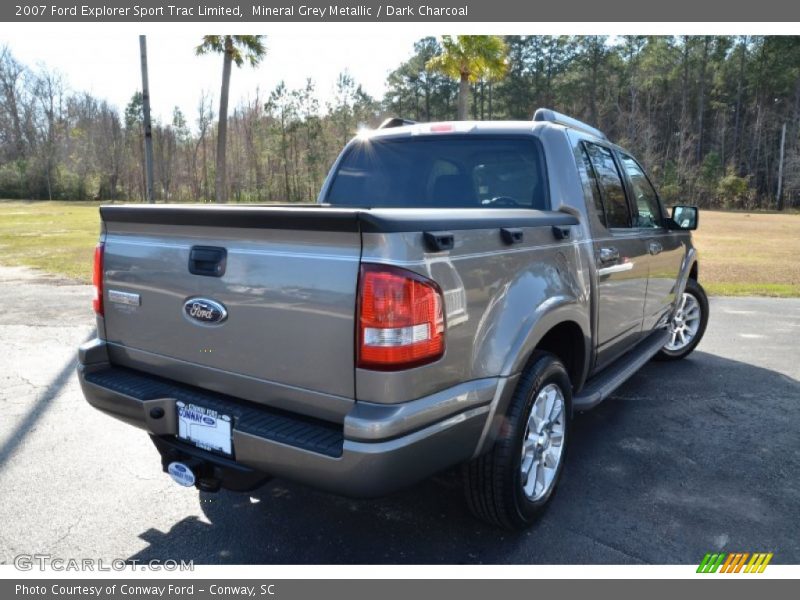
[78, 339, 507, 497]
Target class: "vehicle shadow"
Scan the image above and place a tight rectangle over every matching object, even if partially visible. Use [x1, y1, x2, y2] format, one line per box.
[127, 350, 800, 564]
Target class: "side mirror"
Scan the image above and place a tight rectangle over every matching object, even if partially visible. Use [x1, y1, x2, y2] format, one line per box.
[669, 205, 699, 230]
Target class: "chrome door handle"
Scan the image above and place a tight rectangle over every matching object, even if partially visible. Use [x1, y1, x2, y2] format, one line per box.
[598, 247, 620, 264]
[648, 241, 663, 255]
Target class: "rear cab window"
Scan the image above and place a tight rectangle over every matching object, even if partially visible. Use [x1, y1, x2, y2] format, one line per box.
[325, 136, 549, 210]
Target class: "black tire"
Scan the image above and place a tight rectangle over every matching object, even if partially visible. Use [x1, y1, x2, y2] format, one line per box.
[654, 278, 709, 362]
[463, 352, 572, 530]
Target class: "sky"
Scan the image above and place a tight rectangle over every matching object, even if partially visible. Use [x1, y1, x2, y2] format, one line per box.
[1, 32, 421, 127]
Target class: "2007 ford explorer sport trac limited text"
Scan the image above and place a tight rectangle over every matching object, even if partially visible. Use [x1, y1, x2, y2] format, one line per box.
[78, 108, 708, 529]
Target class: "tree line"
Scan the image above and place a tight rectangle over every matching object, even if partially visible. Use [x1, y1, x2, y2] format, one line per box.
[1, 35, 799, 209]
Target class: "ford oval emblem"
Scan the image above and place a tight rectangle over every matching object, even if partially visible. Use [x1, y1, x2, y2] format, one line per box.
[183, 297, 227, 325]
[167, 461, 196, 487]
[202, 416, 216, 426]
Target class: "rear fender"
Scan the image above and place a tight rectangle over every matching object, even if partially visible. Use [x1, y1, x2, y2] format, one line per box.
[471, 300, 590, 457]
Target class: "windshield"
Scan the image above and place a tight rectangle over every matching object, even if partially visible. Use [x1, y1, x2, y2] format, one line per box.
[325, 136, 548, 209]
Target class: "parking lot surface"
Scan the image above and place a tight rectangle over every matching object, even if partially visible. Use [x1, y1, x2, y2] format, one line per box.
[0, 266, 798, 564]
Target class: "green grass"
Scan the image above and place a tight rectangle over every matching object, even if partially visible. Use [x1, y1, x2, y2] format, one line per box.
[1, 201, 799, 297]
[703, 282, 800, 298]
[0, 201, 101, 283]
[693, 210, 800, 298]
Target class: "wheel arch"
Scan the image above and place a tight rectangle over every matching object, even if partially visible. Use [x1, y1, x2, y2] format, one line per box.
[503, 301, 591, 394]
[528, 320, 589, 393]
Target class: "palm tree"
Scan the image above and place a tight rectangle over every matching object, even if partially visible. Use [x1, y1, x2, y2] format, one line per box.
[426, 35, 509, 121]
[196, 35, 266, 203]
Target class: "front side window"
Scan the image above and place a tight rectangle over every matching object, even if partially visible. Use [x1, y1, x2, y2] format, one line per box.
[619, 154, 663, 229]
[326, 137, 548, 210]
[583, 142, 631, 228]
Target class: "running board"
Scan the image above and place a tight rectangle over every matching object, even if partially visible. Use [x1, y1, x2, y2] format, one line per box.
[573, 328, 670, 411]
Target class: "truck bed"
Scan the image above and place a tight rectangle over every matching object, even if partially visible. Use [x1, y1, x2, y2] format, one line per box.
[98, 203, 580, 425]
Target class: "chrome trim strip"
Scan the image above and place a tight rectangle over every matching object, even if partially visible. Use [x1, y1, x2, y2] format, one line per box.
[597, 262, 634, 276]
[107, 289, 141, 306]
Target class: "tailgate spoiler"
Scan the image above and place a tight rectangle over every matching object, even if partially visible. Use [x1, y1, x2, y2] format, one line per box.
[100, 204, 578, 234]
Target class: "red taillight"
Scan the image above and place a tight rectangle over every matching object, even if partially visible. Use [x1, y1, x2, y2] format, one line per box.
[357, 264, 445, 370]
[92, 242, 104, 315]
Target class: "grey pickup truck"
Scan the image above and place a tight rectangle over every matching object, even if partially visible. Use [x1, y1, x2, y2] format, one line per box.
[78, 109, 708, 529]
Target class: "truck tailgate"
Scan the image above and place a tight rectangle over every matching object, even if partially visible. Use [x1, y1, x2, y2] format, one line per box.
[99, 205, 361, 420]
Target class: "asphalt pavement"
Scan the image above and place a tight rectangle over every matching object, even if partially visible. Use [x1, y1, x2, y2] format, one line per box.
[0, 265, 798, 565]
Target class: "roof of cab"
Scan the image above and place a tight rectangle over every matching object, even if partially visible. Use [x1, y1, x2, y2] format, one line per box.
[359, 108, 607, 143]
[359, 120, 546, 140]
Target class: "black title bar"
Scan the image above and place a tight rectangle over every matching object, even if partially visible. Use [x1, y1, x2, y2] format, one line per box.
[3, 579, 798, 600]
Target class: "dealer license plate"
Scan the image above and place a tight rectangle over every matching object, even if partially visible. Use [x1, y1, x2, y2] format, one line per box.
[176, 401, 233, 456]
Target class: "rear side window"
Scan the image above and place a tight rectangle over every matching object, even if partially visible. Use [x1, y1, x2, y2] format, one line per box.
[583, 142, 631, 228]
[326, 137, 548, 210]
[578, 145, 607, 227]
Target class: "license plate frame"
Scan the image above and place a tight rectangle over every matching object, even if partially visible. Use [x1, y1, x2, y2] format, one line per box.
[176, 401, 233, 457]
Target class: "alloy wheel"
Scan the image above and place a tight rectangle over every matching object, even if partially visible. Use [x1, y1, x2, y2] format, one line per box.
[520, 383, 566, 501]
